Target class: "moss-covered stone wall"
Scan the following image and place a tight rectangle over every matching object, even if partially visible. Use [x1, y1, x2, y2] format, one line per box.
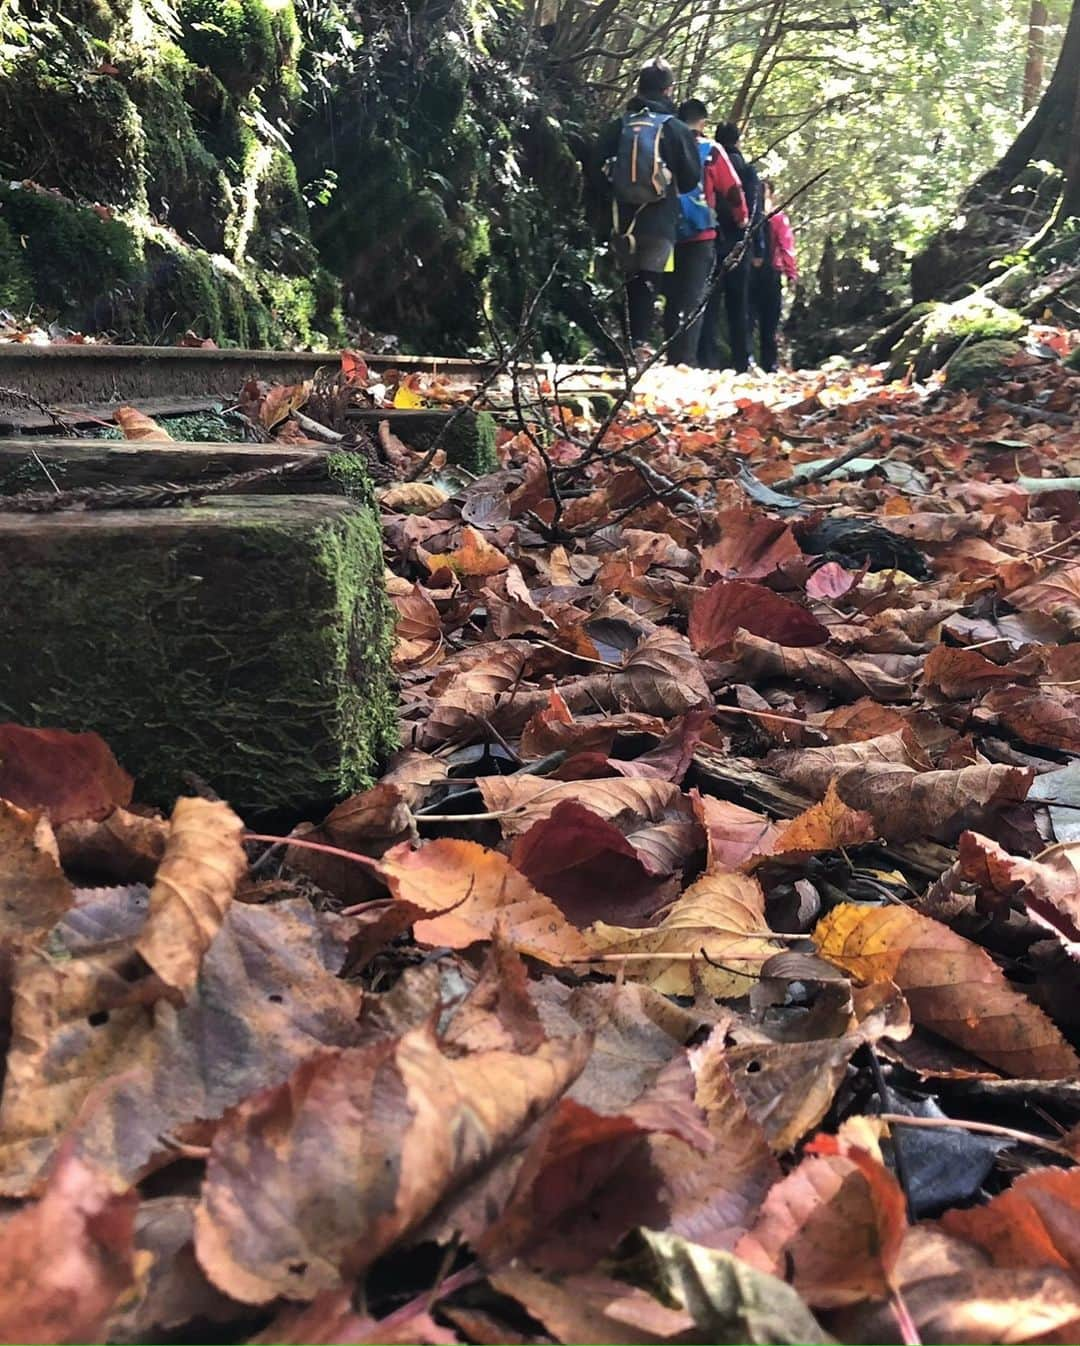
[0, 0, 593, 354]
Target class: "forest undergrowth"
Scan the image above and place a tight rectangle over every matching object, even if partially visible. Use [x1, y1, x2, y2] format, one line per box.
[4, 338, 1080, 1343]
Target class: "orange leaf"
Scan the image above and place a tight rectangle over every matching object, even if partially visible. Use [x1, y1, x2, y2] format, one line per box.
[114, 405, 173, 441]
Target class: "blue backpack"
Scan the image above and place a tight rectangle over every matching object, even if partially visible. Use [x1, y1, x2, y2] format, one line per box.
[607, 109, 673, 206]
[677, 138, 716, 240]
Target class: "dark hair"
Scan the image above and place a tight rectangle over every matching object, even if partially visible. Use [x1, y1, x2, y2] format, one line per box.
[716, 121, 741, 148]
[678, 98, 708, 124]
[637, 58, 674, 97]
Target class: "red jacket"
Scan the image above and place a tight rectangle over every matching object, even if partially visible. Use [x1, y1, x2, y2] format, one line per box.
[681, 139, 748, 245]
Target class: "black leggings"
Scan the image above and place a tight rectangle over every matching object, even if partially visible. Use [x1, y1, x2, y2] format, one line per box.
[749, 264, 783, 371]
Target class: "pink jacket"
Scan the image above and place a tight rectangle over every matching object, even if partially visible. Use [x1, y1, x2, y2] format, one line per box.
[769, 211, 798, 280]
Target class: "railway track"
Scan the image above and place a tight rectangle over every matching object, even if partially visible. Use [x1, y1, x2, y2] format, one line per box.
[0, 343, 617, 433]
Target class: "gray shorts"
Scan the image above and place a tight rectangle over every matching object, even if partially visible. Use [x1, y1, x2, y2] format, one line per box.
[614, 233, 673, 275]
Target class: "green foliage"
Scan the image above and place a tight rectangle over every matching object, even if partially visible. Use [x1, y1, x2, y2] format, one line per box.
[178, 0, 300, 103]
[1066, 347, 1080, 371]
[945, 337, 1022, 388]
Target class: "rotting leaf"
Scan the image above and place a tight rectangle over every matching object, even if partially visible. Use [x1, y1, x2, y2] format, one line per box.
[0, 723, 133, 823]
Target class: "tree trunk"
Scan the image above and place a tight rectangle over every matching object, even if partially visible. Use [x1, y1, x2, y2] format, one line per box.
[1023, 1, 1049, 112]
[994, 0, 1079, 187]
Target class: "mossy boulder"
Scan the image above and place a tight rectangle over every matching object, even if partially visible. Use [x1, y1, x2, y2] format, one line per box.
[178, 0, 301, 105]
[886, 294, 1026, 381]
[442, 409, 498, 475]
[0, 184, 143, 325]
[944, 338, 1022, 390]
[0, 494, 397, 813]
[0, 219, 32, 312]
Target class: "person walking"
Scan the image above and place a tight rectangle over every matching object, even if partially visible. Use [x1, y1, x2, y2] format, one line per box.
[663, 99, 747, 365]
[596, 58, 700, 362]
[749, 179, 798, 372]
[698, 121, 761, 373]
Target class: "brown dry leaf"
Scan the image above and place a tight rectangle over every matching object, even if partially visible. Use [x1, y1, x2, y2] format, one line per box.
[773, 738, 1032, 842]
[0, 1146, 139, 1344]
[193, 1021, 589, 1303]
[732, 629, 915, 702]
[478, 775, 701, 876]
[588, 871, 779, 997]
[136, 797, 246, 997]
[699, 509, 802, 580]
[736, 1121, 907, 1308]
[921, 645, 1033, 699]
[377, 837, 594, 962]
[0, 899, 366, 1194]
[836, 1226, 1080, 1345]
[814, 903, 1079, 1078]
[391, 584, 444, 668]
[1008, 565, 1080, 636]
[820, 699, 914, 743]
[55, 807, 168, 884]
[490, 1265, 693, 1345]
[378, 481, 449, 514]
[260, 381, 310, 430]
[939, 1166, 1080, 1277]
[981, 685, 1080, 753]
[114, 405, 174, 441]
[0, 723, 133, 823]
[617, 629, 712, 716]
[255, 1292, 458, 1344]
[286, 782, 414, 904]
[0, 799, 73, 947]
[689, 580, 828, 658]
[957, 831, 1080, 953]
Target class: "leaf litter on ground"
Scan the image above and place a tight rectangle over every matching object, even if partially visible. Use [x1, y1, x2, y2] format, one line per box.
[7, 348, 1080, 1342]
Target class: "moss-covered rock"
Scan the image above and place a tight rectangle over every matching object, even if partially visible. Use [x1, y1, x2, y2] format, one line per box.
[944, 338, 1022, 390]
[0, 219, 32, 312]
[443, 409, 498, 475]
[0, 494, 396, 813]
[178, 0, 300, 105]
[0, 183, 143, 323]
[886, 294, 1026, 381]
[0, 64, 148, 210]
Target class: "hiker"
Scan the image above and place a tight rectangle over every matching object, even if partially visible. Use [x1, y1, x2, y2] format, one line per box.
[749, 179, 798, 372]
[663, 99, 747, 366]
[596, 58, 700, 361]
[698, 121, 762, 373]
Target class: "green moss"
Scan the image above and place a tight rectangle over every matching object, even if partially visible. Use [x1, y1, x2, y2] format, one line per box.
[0, 185, 143, 324]
[256, 268, 343, 347]
[945, 338, 1022, 389]
[0, 218, 32, 312]
[0, 64, 147, 209]
[0, 497, 396, 813]
[441, 409, 498, 475]
[887, 295, 1027, 381]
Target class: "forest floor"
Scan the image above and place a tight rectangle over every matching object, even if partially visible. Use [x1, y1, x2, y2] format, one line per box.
[4, 340, 1080, 1344]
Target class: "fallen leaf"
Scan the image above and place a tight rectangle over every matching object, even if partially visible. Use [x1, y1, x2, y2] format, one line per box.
[0, 723, 132, 823]
[391, 583, 444, 668]
[194, 1022, 588, 1303]
[691, 792, 783, 871]
[55, 808, 168, 883]
[736, 1121, 907, 1308]
[425, 525, 509, 578]
[940, 1165, 1080, 1277]
[260, 381, 310, 429]
[699, 509, 802, 581]
[478, 774, 702, 875]
[770, 780, 876, 856]
[135, 797, 246, 997]
[378, 481, 449, 514]
[815, 903, 1079, 1077]
[0, 799, 72, 947]
[114, 405, 173, 441]
[588, 871, 779, 997]
[378, 837, 594, 962]
[957, 831, 1080, 953]
[0, 1146, 139, 1344]
[689, 580, 827, 658]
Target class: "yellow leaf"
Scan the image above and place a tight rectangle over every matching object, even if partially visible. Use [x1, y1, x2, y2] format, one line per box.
[378, 482, 449, 514]
[393, 383, 425, 409]
[588, 871, 780, 997]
